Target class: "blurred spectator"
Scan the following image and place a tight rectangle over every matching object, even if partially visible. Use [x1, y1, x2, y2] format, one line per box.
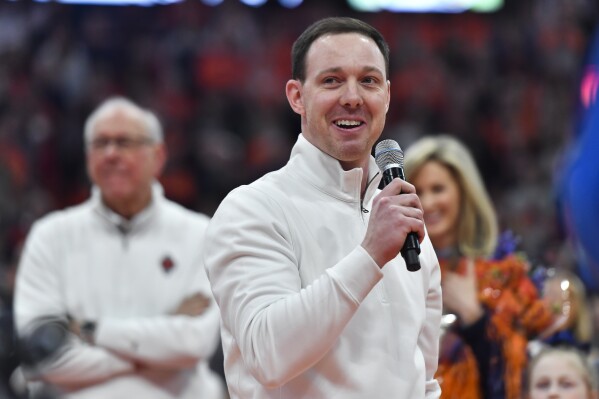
[524, 346, 598, 399]
[13, 97, 225, 399]
[404, 135, 555, 399]
[538, 268, 594, 353]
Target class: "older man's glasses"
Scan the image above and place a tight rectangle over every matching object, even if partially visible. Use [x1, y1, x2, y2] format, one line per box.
[89, 136, 153, 152]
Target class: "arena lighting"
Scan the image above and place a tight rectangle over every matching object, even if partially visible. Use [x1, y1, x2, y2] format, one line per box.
[32, 0, 302, 6]
[347, 0, 503, 13]
[279, 0, 302, 8]
[239, 0, 267, 6]
[201, 0, 224, 6]
[581, 66, 599, 108]
[34, 0, 182, 4]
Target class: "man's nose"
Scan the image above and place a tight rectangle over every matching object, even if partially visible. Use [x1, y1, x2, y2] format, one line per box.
[340, 80, 364, 108]
[97, 141, 121, 156]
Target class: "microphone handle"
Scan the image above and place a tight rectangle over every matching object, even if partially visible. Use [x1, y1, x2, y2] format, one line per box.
[381, 167, 421, 272]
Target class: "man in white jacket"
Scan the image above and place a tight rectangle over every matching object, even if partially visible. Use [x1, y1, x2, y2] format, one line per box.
[14, 97, 225, 399]
[204, 17, 442, 399]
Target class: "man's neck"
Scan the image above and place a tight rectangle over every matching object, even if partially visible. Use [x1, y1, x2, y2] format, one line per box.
[102, 191, 152, 220]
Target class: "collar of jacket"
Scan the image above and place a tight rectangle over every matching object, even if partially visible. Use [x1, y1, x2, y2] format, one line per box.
[287, 134, 381, 206]
[89, 181, 162, 233]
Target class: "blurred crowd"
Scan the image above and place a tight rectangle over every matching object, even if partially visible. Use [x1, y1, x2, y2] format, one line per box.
[1, 0, 599, 397]
[1, 0, 597, 280]
[0, 0, 598, 342]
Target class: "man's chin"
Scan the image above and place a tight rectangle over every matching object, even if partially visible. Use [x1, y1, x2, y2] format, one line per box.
[337, 145, 371, 163]
[100, 187, 135, 203]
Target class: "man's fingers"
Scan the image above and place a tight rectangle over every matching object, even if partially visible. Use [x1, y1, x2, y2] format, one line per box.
[378, 178, 416, 197]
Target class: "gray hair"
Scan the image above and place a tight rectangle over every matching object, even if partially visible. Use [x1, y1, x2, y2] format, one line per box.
[83, 96, 163, 148]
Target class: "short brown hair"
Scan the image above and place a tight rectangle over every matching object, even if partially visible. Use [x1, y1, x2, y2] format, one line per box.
[291, 17, 390, 82]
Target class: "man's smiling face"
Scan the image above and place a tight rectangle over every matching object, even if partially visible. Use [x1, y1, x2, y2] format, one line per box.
[286, 32, 390, 171]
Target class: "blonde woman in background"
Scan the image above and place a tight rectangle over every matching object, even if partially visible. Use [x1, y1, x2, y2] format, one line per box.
[404, 134, 555, 399]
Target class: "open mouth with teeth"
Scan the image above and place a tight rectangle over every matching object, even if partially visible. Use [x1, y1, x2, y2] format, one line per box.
[335, 120, 364, 129]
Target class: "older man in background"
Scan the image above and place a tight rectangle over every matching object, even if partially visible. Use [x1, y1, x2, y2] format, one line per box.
[14, 97, 225, 399]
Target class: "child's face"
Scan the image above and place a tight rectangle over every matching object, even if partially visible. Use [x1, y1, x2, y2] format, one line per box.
[529, 353, 592, 399]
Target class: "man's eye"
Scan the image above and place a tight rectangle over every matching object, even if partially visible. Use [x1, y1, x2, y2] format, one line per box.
[91, 138, 109, 149]
[116, 138, 134, 148]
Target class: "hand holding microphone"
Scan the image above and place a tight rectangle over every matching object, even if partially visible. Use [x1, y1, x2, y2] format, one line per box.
[361, 139, 423, 271]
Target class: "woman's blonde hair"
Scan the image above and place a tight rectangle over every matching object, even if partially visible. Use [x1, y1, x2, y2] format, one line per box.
[404, 134, 498, 258]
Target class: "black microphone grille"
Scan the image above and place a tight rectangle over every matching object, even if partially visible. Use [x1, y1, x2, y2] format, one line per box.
[374, 139, 404, 172]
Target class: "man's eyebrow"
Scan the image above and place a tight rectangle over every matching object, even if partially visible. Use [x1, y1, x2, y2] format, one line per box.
[316, 66, 385, 76]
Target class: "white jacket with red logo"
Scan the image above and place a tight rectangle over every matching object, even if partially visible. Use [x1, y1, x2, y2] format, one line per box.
[15, 184, 224, 399]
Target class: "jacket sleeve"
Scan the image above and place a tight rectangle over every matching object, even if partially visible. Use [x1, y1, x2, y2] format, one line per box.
[204, 186, 384, 388]
[92, 223, 221, 370]
[93, 312, 220, 369]
[419, 239, 443, 399]
[14, 219, 136, 388]
[94, 304, 220, 369]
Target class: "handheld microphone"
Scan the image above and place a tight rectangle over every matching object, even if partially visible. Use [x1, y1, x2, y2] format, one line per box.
[374, 139, 421, 272]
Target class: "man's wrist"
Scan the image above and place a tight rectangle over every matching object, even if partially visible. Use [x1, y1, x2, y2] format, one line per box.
[80, 321, 97, 345]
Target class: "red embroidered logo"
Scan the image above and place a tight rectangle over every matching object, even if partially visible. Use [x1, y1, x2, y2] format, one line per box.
[161, 256, 175, 273]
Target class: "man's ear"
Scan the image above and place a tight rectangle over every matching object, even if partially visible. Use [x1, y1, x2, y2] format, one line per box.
[385, 80, 391, 113]
[286, 79, 304, 116]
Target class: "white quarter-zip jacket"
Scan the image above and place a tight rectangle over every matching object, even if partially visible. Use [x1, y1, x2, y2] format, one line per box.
[15, 183, 224, 399]
[204, 134, 442, 399]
